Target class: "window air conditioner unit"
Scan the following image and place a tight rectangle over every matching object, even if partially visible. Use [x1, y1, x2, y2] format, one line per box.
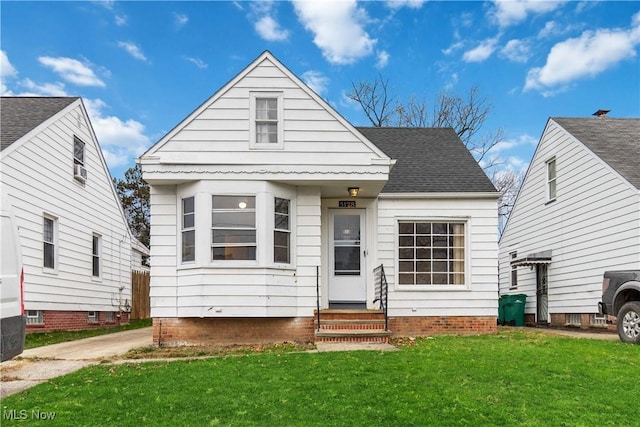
[74, 164, 87, 182]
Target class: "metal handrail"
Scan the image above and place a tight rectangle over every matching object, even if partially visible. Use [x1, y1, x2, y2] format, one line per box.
[373, 264, 389, 331]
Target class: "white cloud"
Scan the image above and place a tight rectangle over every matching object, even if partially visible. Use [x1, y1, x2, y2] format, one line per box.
[293, 0, 376, 64]
[115, 15, 127, 26]
[500, 39, 530, 63]
[1, 50, 17, 79]
[442, 41, 464, 56]
[38, 56, 106, 87]
[19, 78, 68, 96]
[462, 37, 500, 62]
[174, 13, 188, 27]
[117, 41, 148, 62]
[376, 50, 389, 68]
[491, 0, 566, 27]
[84, 98, 151, 168]
[255, 15, 290, 41]
[185, 56, 208, 69]
[385, 0, 426, 10]
[525, 17, 640, 92]
[302, 70, 329, 96]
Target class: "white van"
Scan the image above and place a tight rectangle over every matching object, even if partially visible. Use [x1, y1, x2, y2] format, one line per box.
[0, 185, 25, 361]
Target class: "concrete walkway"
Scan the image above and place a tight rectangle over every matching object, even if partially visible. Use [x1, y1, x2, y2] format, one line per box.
[1, 327, 153, 398]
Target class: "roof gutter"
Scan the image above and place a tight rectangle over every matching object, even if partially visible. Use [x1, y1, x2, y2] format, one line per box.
[378, 192, 501, 199]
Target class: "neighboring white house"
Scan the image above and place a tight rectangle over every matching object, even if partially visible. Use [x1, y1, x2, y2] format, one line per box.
[499, 115, 640, 328]
[139, 51, 500, 346]
[0, 96, 147, 331]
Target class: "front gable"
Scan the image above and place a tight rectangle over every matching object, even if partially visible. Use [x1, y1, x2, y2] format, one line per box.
[140, 52, 393, 185]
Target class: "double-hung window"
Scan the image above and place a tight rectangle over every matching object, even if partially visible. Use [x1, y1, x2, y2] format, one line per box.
[510, 252, 518, 289]
[212, 196, 256, 261]
[182, 197, 195, 262]
[92, 234, 101, 277]
[546, 157, 556, 201]
[73, 136, 87, 182]
[250, 92, 283, 149]
[73, 136, 85, 167]
[256, 98, 278, 144]
[274, 198, 290, 264]
[43, 215, 57, 269]
[398, 221, 466, 286]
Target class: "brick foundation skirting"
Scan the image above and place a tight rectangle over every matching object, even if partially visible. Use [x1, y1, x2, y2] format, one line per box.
[153, 315, 497, 347]
[388, 316, 497, 337]
[153, 317, 316, 347]
[25, 310, 130, 333]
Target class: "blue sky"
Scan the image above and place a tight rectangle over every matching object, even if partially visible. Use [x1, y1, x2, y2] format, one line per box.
[2, 1, 639, 181]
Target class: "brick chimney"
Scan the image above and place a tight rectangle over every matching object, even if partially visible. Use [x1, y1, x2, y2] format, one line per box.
[592, 109, 610, 118]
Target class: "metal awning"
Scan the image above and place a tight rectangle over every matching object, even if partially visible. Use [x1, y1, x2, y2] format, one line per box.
[510, 251, 552, 267]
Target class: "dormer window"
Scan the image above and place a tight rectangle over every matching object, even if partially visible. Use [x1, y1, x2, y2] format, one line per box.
[250, 92, 283, 149]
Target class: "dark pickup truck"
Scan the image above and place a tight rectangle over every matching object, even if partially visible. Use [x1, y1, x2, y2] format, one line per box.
[598, 270, 640, 344]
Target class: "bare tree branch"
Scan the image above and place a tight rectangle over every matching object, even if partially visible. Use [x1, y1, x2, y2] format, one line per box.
[348, 76, 520, 225]
[347, 75, 395, 127]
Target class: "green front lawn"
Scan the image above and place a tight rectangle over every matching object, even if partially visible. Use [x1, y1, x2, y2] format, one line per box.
[24, 319, 152, 349]
[3, 330, 638, 426]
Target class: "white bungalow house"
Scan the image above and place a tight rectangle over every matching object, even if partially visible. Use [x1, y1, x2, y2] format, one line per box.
[499, 114, 640, 328]
[0, 97, 148, 331]
[139, 51, 500, 346]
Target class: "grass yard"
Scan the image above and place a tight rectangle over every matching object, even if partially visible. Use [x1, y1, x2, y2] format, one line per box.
[2, 330, 638, 426]
[24, 319, 152, 349]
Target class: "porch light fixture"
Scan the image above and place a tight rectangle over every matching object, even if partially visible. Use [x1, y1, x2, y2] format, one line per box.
[348, 187, 359, 197]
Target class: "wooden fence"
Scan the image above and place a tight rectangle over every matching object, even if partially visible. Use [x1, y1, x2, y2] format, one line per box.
[131, 270, 150, 320]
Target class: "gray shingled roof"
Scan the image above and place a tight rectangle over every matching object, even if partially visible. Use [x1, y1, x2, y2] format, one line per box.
[1, 97, 78, 151]
[552, 117, 640, 189]
[357, 127, 496, 193]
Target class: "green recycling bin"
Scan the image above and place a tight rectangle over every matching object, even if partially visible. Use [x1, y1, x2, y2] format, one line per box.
[499, 294, 527, 326]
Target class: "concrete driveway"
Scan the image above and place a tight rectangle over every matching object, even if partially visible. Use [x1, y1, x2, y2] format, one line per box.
[0, 327, 152, 398]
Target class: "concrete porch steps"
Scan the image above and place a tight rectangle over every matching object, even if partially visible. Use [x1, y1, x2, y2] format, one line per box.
[314, 309, 391, 343]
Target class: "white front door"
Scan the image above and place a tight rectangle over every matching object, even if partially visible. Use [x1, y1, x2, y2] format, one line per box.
[329, 209, 366, 305]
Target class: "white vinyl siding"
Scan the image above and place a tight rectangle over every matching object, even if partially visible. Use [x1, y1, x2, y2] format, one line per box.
[0, 100, 132, 313]
[499, 119, 640, 315]
[378, 196, 498, 317]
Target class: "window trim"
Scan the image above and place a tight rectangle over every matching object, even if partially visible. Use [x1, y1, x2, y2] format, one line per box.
[510, 251, 518, 289]
[274, 197, 291, 264]
[43, 214, 57, 272]
[395, 217, 470, 291]
[26, 310, 44, 325]
[181, 196, 196, 263]
[249, 92, 284, 150]
[73, 135, 85, 166]
[92, 233, 101, 278]
[546, 157, 557, 202]
[211, 195, 257, 262]
[88, 311, 98, 323]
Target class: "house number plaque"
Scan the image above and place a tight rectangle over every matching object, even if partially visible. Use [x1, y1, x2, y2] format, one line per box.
[338, 201, 356, 208]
